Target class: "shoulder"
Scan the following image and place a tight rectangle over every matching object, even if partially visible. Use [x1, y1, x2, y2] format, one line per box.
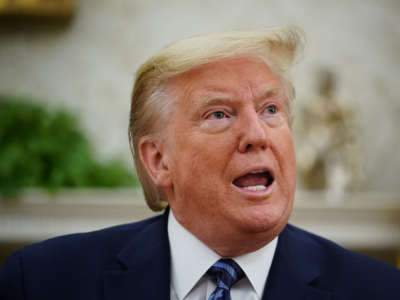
[20, 214, 162, 262]
[0, 214, 164, 298]
[284, 224, 400, 295]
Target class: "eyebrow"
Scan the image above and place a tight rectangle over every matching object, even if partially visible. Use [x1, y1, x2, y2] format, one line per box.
[199, 86, 281, 108]
[254, 87, 281, 110]
[202, 94, 233, 106]
[255, 86, 281, 100]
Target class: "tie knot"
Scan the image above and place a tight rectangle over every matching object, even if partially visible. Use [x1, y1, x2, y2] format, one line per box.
[207, 258, 244, 291]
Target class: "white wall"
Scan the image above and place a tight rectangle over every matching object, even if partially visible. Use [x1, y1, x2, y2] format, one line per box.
[1, 0, 399, 191]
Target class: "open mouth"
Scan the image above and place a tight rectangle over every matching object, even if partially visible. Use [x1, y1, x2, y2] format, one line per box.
[232, 169, 274, 191]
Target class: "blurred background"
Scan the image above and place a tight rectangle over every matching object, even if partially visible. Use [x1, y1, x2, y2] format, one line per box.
[0, 0, 399, 268]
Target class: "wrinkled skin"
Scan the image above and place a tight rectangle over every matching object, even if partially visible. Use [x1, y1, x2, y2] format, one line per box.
[142, 57, 296, 256]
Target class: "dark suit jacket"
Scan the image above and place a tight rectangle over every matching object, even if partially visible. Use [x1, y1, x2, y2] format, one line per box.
[1, 209, 400, 299]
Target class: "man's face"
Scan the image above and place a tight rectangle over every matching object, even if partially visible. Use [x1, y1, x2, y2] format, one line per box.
[162, 57, 296, 253]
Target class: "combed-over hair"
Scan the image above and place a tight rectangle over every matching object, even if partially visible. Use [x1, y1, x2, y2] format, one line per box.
[129, 27, 304, 211]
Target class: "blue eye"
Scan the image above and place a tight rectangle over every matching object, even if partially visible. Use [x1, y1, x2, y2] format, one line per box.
[266, 105, 277, 114]
[212, 111, 226, 119]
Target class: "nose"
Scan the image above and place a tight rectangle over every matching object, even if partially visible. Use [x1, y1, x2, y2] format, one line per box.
[237, 110, 269, 153]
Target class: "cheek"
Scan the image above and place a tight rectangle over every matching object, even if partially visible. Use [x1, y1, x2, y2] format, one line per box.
[171, 136, 236, 200]
[282, 138, 296, 168]
[188, 133, 237, 166]
[273, 130, 296, 181]
[275, 127, 295, 160]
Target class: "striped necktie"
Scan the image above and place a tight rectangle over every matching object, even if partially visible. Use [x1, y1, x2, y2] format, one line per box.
[207, 258, 245, 300]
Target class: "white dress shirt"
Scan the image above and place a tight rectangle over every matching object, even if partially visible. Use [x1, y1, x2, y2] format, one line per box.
[168, 211, 278, 300]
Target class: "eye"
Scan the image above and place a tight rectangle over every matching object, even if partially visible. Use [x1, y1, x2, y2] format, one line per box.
[210, 111, 227, 119]
[265, 104, 277, 114]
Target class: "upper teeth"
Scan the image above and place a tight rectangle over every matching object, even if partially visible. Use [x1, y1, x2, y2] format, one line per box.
[249, 170, 266, 174]
[243, 185, 267, 191]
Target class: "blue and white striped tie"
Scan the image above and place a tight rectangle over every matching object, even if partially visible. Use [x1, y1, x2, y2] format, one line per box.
[207, 258, 245, 300]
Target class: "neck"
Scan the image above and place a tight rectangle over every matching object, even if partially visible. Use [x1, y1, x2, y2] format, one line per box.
[171, 210, 278, 257]
[200, 230, 275, 257]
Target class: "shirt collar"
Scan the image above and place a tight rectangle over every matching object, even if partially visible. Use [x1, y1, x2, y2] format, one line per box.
[234, 236, 277, 297]
[168, 210, 278, 299]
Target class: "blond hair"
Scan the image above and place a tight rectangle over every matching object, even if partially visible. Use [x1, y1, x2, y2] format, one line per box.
[129, 27, 303, 211]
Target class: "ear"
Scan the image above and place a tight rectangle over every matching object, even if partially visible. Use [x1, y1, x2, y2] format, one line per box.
[138, 136, 172, 188]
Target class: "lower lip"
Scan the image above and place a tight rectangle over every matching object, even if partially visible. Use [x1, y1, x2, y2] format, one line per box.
[232, 180, 276, 198]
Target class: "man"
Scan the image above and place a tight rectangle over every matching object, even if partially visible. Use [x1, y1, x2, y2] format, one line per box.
[1, 27, 399, 299]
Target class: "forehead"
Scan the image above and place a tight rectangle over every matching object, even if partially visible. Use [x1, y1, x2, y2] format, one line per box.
[165, 57, 282, 106]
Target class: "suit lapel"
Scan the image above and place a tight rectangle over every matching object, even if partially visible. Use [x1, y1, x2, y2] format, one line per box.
[262, 225, 332, 300]
[102, 213, 333, 300]
[103, 209, 171, 300]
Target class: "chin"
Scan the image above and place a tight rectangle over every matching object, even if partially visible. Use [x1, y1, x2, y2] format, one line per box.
[238, 204, 291, 236]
